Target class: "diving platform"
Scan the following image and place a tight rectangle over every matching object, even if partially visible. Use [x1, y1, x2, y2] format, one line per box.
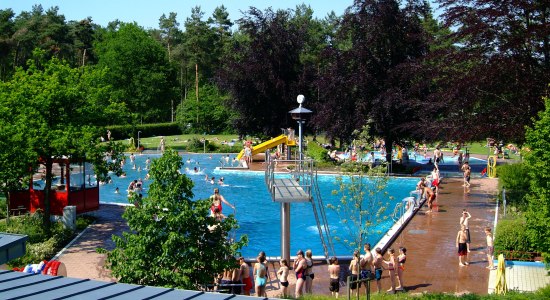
[264, 149, 335, 266]
[271, 178, 311, 202]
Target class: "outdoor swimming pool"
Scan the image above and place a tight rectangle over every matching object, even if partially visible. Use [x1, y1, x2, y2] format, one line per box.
[99, 153, 417, 257]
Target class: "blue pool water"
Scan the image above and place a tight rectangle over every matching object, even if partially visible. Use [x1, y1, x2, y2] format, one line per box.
[100, 153, 417, 257]
[357, 151, 486, 165]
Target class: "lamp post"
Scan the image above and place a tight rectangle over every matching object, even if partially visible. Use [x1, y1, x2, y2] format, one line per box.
[279, 95, 312, 262]
[289, 95, 312, 160]
[137, 131, 142, 151]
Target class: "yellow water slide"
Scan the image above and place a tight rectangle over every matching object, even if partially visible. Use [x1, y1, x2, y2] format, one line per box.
[236, 134, 296, 160]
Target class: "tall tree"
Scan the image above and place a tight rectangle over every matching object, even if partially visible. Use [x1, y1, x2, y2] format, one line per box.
[314, 0, 431, 159]
[159, 12, 180, 63]
[175, 83, 234, 134]
[524, 94, 550, 263]
[0, 9, 15, 80]
[12, 5, 73, 68]
[69, 17, 95, 66]
[217, 7, 313, 136]
[0, 50, 127, 230]
[102, 150, 247, 288]
[431, 0, 550, 143]
[95, 22, 176, 123]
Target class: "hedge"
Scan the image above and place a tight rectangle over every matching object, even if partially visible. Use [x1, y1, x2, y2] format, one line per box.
[494, 215, 535, 258]
[496, 163, 530, 208]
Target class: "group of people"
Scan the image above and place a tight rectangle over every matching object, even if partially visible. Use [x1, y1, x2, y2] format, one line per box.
[219, 245, 409, 298]
[455, 209, 495, 269]
[345, 244, 407, 296]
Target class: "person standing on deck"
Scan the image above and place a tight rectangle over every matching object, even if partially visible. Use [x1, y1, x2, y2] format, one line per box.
[485, 227, 495, 270]
[328, 257, 340, 298]
[360, 243, 373, 294]
[305, 250, 314, 294]
[294, 250, 307, 298]
[349, 250, 360, 296]
[373, 248, 384, 293]
[456, 225, 470, 266]
[239, 257, 252, 295]
[460, 210, 472, 252]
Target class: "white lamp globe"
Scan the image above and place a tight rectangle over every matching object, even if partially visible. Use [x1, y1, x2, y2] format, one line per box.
[297, 94, 305, 104]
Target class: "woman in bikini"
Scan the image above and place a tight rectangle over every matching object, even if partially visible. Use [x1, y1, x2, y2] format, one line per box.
[277, 259, 289, 297]
[349, 250, 360, 296]
[396, 247, 407, 291]
[253, 254, 268, 297]
[383, 248, 397, 293]
[210, 188, 234, 216]
[294, 250, 307, 298]
[305, 249, 314, 294]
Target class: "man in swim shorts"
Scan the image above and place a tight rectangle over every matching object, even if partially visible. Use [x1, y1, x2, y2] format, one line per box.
[360, 243, 373, 291]
[239, 257, 252, 295]
[373, 248, 384, 293]
[456, 225, 469, 266]
[328, 256, 340, 298]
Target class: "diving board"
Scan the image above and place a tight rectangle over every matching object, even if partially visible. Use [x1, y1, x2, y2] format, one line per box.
[271, 178, 311, 202]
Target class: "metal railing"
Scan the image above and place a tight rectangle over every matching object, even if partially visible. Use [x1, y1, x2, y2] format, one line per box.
[347, 275, 371, 300]
[264, 149, 335, 259]
[264, 150, 315, 201]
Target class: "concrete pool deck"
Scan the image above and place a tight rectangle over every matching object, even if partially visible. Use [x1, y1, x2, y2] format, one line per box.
[40, 175, 512, 297]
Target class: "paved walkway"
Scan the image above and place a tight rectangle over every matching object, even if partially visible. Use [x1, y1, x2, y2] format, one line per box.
[383, 177, 498, 294]
[56, 204, 127, 282]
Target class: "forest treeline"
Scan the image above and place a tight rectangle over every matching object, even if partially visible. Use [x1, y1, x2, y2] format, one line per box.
[0, 1, 548, 152]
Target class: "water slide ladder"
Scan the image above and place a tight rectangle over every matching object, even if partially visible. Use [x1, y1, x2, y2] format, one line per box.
[264, 150, 335, 259]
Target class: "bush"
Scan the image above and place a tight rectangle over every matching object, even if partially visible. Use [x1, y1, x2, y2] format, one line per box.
[494, 215, 535, 257]
[2, 211, 94, 267]
[0, 196, 6, 219]
[215, 143, 242, 153]
[76, 214, 96, 230]
[107, 123, 182, 142]
[5, 216, 73, 267]
[497, 163, 530, 208]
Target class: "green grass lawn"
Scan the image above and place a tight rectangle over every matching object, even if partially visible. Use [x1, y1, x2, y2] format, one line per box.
[137, 134, 240, 151]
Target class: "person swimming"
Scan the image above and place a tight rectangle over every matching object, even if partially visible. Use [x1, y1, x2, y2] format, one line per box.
[210, 177, 215, 185]
[115, 187, 120, 194]
[218, 177, 224, 185]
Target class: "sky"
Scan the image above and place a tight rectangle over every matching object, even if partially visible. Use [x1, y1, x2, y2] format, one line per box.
[2, 0, 355, 29]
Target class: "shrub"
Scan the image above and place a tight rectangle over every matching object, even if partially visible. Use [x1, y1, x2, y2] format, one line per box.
[2, 211, 92, 267]
[0, 196, 6, 219]
[497, 163, 530, 208]
[215, 143, 241, 154]
[76, 214, 96, 230]
[7, 220, 73, 267]
[494, 215, 535, 256]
